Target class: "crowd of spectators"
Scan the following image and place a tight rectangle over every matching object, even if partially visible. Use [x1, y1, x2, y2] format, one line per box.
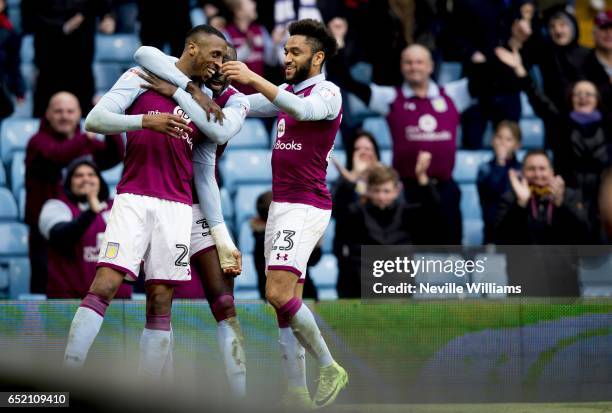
[0, 0, 611, 298]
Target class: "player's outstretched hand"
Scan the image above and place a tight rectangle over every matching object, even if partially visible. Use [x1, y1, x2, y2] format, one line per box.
[137, 69, 178, 98]
[221, 61, 254, 85]
[224, 249, 243, 277]
[186, 82, 224, 124]
[142, 113, 192, 139]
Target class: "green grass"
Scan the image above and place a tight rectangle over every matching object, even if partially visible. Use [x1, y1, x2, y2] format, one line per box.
[331, 402, 612, 413]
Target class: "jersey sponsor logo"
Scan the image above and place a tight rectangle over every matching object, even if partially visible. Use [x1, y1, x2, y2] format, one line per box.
[277, 118, 286, 138]
[432, 97, 448, 113]
[418, 114, 438, 133]
[274, 140, 302, 151]
[404, 102, 417, 111]
[104, 242, 120, 259]
[173, 105, 191, 122]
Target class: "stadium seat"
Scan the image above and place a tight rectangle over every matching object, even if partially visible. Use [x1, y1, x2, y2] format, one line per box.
[579, 255, 612, 293]
[320, 219, 334, 254]
[238, 220, 255, 254]
[219, 187, 234, 221]
[519, 118, 545, 149]
[459, 183, 482, 220]
[0, 187, 18, 221]
[233, 184, 271, 226]
[380, 149, 392, 166]
[228, 119, 269, 149]
[234, 254, 260, 299]
[326, 150, 346, 183]
[350, 61, 372, 84]
[20, 63, 37, 90]
[0, 222, 28, 256]
[219, 150, 271, 192]
[9, 91, 33, 119]
[101, 164, 123, 185]
[1, 118, 38, 164]
[362, 117, 392, 150]
[309, 254, 338, 300]
[463, 218, 483, 246]
[453, 150, 492, 183]
[18, 187, 25, 221]
[94, 34, 141, 63]
[0, 162, 6, 186]
[93, 62, 125, 91]
[520, 92, 535, 118]
[10, 151, 25, 198]
[20, 35, 34, 64]
[437, 62, 462, 85]
[347, 93, 376, 120]
[8, 258, 30, 299]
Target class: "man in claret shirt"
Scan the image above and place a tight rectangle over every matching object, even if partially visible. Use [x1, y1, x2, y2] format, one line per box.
[133, 44, 250, 397]
[62, 25, 236, 378]
[222, 18, 348, 409]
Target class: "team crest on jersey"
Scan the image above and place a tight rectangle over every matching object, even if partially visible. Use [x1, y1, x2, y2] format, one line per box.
[173, 106, 191, 122]
[404, 102, 416, 111]
[418, 114, 438, 132]
[432, 97, 448, 113]
[104, 242, 120, 259]
[277, 118, 286, 138]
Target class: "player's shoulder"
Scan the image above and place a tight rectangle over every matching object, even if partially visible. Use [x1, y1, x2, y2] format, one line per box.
[313, 80, 341, 103]
[110, 66, 147, 90]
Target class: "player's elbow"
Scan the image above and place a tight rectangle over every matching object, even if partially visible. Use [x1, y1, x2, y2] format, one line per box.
[84, 110, 102, 133]
[133, 46, 153, 65]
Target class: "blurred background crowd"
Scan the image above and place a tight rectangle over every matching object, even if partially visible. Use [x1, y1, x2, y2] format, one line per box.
[0, 0, 611, 300]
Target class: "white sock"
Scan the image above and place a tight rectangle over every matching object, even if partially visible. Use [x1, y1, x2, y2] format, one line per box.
[279, 327, 307, 388]
[218, 318, 246, 397]
[64, 307, 104, 368]
[138, 328, 172, 378]
[161, 327, 174, 380]
[289, 304, 334, 368]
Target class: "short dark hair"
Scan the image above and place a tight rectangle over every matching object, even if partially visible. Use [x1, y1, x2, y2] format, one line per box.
[346, 129, 381, 170]
[523, 149, 552, 167]
[495, 120, 522, 142]
[288, 19, 338, 62]
[185, 24, 226, 44]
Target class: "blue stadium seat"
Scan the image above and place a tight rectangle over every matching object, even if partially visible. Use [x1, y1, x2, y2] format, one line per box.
[350, 62, 372, 84]
[10, 151, 25, 198]
[362, 117, 392, 150]
[347, 93, 376, 120]
[20, 63, 36, 90]
[229, 119, 269, 149]
[238, 220, 255, 254]
[94, 34, 141, 62]
[463, 218, 484, 246]
[309, 254, 338, 300]
[0, 187, 18, 221]
[18, 187, 25, 221]
[579, 255, 612, 289]
[321, 219, 335, 254]
[326, 150, 346, 183]
[0, 222, 28, 256]
[20, 35, 34, 64]
[380, 149, 392, 166]
[1, 118, 38, 163]
[453, 150, 492, 183]
[0, 162, 6, 186]
[6, 258, 30, 299]
[437, 62, 462, 85]
[233, 184, 271, 226]
[234, 254, 260, 299]
[219, 150, 271, 192]
[220, 187, 234, 221]
[101, 164, 123, 185]
[9, 91, 33, 119]
[459, 183, 481, 220]
[93, 62, 125, 91]
[519, 118, 545, 149]
[520, 92, 535, 118]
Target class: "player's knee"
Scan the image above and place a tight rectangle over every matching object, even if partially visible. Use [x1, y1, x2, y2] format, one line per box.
[209, 293, 236, 322]
[265, 283, 291, 309]
[146, 286, 173, 315]
[89, 267, 123, 301]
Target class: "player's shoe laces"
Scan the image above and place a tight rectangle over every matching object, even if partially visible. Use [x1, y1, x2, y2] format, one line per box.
[312, 362, 348, 409]
[280, 386, 312, 410]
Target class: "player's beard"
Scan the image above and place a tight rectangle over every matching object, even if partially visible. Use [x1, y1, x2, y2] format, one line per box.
[286, 57, 312, 85]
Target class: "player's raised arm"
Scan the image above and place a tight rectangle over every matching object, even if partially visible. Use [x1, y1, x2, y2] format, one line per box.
[134, 46, 192, 89]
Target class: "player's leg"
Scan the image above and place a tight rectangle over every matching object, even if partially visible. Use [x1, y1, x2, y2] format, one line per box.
[139, 282, 174, 378]
[265, 203, 347, 409]
[191, 203, 247, 396]
[63, 267, 125, 368]
[278, 281, 310, 407]
[64, 194, 147, 368]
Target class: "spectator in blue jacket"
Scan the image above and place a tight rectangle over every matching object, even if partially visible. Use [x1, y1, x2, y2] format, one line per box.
[477, 120, 522, 244]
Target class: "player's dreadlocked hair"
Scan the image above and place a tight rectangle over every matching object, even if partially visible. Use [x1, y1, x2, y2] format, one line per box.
[185, 24, 226, 44]
[288, 19, 338, 63]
